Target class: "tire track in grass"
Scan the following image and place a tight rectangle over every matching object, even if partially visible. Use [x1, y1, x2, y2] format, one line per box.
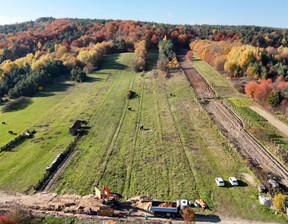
[43, 74, 118, 192]
[157, 75, 199, 199]
[152, 77, 170, 197]
[94, 71, 137, 189]
[122, 75, 145, 197]
[49, 74, 120, 192]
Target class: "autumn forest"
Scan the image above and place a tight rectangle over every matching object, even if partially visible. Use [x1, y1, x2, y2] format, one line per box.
[1, 17, 288, 112]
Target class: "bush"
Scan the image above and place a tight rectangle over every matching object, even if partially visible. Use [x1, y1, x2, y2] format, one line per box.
[71, 68, 87, 82]
[1, 96, 30, 113]
[273, 193, 286, 212]
[267, 91, 283, 107]
[186, 50, 193, 60]
[180, 207, 196, 224]
[157, 54, 168, 72]
[126, 90, 132, 100]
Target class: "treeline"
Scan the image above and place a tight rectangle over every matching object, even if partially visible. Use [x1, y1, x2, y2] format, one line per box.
[0, 41, 111, 98]
[245, 77, 288, 108]
[132, 40, 147, 72]
[1, 18, 288, 66]
[0, 60, 68, 98]
[190, 39, 288, 108]
[190, 39, 288, 80]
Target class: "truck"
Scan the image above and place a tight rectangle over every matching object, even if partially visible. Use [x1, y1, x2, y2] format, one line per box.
[150, 199, 191, 218]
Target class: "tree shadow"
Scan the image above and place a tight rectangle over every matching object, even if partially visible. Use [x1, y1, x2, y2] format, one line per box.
[85, 76, 102, 83]
[176, 48, 188, 55]
[146, 50, 159, 71]
[99, 53, 127, 70]
[36, 83, 74, 97]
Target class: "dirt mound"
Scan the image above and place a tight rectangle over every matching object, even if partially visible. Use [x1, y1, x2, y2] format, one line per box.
[0, 192, 101, 214]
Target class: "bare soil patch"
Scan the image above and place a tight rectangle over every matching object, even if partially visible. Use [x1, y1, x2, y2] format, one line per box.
[177, 55, 216, 99]
[206, 101, 288, 186]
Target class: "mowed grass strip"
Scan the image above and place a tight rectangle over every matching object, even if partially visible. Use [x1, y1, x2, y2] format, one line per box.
[51, 53, 136, 195]
[0, 56, 117, 192]
[189, 54, 240, 98]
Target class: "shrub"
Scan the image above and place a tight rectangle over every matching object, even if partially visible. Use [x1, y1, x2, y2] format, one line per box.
[0, 214, 14, 224]
[126, 90, 132, 100]
[186, 50, 193, 60]
[272, 193, 286, 212]
[180, 207, 196, 224]
[157, 54, 168, 72]
[267, 91, 283, 107]
[1, 96, 30, 113]
[71, 68, 87, 82]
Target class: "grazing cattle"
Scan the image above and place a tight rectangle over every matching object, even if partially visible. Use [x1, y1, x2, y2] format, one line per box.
[140, 125, 144, 130]
[8, 131, 13, 134]
[128, 107, 132, 111]
[2, 122, 6, 125]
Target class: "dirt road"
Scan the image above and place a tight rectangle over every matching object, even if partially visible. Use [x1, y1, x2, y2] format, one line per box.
[251, 105, 288, 136]
[177, 55, 216, 99]
[177, 54, 288, 186]
[207, 101, 288, 186]
[0, 192, 280, 224]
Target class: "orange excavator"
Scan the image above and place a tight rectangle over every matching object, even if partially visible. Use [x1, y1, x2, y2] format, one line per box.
[102, 185, 119, 205]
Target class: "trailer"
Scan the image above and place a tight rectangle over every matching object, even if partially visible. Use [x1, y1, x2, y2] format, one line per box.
[150, 199, 191, 217]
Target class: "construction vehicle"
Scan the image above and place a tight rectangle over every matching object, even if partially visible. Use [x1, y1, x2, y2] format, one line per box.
[194, 199, 207, 210]
[150, 199, 191, 218]
[101, 185, 119, 206]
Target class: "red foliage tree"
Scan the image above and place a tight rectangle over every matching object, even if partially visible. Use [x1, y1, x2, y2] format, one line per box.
[0, 215, 14, 224]
[186, 50, 193, 60]
[245, 80, 258, 97]
[253, 79, 273, 105]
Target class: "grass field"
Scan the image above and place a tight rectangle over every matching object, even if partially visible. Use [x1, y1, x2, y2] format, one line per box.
[49, 51, 285, 222]
[189, 54, 288, 169]
[0, 54, 128, 192]
[190, 56, 241, 98]
[0, 50, 286, 222]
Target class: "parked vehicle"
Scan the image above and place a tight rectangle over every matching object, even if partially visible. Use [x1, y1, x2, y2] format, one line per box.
[215, 177, 225, 186]
[150, 199, 191, 217]
[229, 177, 238, 186]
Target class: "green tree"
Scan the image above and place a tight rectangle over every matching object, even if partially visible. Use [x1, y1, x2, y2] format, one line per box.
[267, 91, 282, 107]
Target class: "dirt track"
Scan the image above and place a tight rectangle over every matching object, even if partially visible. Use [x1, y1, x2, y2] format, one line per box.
[0, 192, 279, 224]
[178, 54, 288, 186]
[177, 55, 216, 99]
[251, 105, 288, 136]
[207, 101, 288, 185]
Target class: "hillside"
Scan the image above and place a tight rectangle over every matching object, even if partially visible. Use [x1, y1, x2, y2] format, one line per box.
[1, 18, 288, 223]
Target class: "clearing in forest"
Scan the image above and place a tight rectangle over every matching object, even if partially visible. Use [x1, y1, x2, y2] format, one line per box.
[0, 50, 285, 222]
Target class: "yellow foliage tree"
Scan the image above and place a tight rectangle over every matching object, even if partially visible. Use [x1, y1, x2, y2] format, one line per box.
[272, 193, 286, 212]
[1, 60, 16, 74]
